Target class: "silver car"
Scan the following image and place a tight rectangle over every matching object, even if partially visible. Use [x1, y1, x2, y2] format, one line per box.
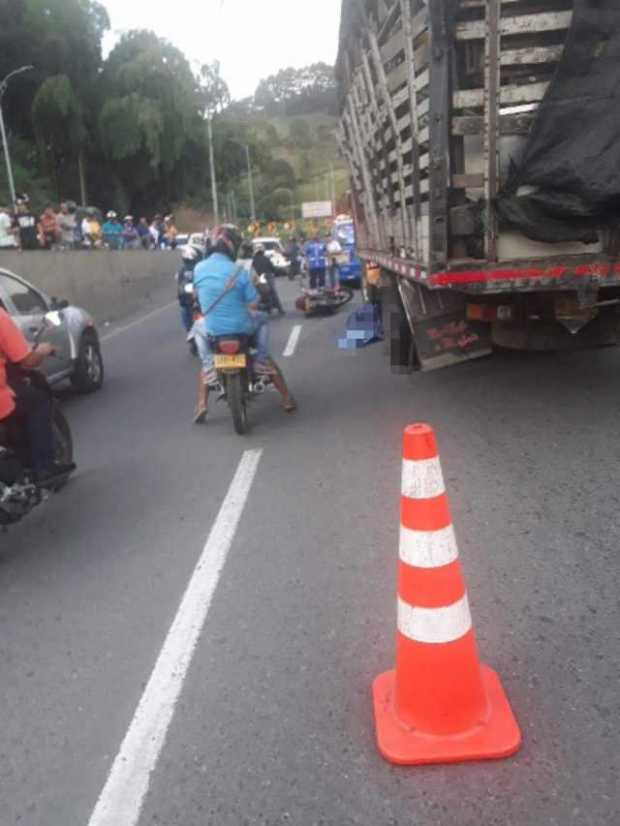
[0, 268, 104, 393]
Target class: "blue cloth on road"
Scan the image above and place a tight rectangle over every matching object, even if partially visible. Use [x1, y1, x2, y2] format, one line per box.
[338, 303, 384, 350]
[194, 253, 259, 336]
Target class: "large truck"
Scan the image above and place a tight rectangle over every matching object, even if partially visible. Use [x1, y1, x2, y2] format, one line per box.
[336, 0, 620, 370]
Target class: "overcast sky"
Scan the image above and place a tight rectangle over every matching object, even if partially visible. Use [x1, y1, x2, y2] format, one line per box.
[101, 0, 342, 100]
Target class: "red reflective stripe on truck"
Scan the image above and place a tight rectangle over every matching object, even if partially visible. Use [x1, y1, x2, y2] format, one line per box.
[430, 261, 620, 286]
[431, 266, 568, 286]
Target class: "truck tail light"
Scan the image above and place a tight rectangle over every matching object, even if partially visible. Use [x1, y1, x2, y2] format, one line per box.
[467, 304, 513, 322]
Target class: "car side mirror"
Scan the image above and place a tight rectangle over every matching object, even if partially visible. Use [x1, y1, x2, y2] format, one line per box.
[51, 297, 70, 310]
[44, 310, 64, 328]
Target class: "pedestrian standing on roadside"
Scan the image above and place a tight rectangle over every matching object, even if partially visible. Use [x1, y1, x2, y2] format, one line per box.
[149, 215, 162, 249]
[12, 195, 40, 250]
[56, 202, 77, 249]
[81, 210, 103, 248]
[326, 234, 343, 291]
[122, 216, 140, 250]
[38, 206, 60, 250]
[102, 211, 123, 250]
[137, 217, 152, 250]
[304, 234, 327, 290]
[164, 215, 178, 250]
[0, 205, 17, 249]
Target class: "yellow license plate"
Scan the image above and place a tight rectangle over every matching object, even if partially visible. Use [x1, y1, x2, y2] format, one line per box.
[214, 354, 247, 369]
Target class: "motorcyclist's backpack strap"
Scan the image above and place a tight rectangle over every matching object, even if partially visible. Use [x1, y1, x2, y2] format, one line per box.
[203, 265, 244, 317]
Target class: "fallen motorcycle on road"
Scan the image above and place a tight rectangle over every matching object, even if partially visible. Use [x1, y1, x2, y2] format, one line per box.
[295, 286, 354, 318]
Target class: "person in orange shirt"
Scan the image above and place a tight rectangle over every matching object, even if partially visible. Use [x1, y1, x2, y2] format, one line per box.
[0, 308, 74, 482]
[38, 206, 60, 249]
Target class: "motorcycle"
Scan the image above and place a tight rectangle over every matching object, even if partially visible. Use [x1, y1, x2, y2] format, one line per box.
[211, 334, 274, 435]
[296, 285, 354, 317]
[0, 311, 75, 527]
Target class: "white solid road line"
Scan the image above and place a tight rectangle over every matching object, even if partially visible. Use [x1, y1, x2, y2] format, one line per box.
[283, 324, 303, 358]
[87, 449, 263, 826]
[100, 301, 178, 343]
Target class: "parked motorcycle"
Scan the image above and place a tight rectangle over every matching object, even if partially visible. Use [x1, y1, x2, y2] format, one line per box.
[211, 335, 274, 435]
[0, 311, 75, 526]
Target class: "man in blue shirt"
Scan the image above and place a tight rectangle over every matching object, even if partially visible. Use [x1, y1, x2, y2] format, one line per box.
[191, 225, 296, 423]
[102, 211, 123, 250]
[304, 235, 327, 289]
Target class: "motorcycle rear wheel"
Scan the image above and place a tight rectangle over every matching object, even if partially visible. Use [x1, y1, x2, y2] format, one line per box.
[227, 373, 249, 435]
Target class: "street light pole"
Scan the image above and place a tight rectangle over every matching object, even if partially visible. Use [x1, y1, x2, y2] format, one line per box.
[0, 66, 34, 208]
[245, 145, 256, 221]
[207, 114, 220, 225]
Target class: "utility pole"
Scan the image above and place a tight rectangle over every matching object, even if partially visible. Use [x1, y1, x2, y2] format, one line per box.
[245, 145, 256, 221]
[0, 66, 33, 207]
[330, 164, 337, 216]
[231, 190, 238, 224]
[207, 114, 219, 225]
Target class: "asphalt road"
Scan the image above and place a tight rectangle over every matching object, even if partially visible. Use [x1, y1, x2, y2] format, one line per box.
[1, 279, 618, 826]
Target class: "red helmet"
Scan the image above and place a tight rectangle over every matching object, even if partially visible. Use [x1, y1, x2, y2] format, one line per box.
[211, 224, 243, 260]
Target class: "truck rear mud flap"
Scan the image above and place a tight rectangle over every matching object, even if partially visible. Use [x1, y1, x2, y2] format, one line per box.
[396, 280, 492, 372]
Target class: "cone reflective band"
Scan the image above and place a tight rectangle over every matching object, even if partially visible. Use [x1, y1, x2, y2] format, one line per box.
[372, 423, 522, 765]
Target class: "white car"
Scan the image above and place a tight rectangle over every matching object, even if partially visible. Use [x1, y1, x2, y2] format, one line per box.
[252, 237, 291, 275]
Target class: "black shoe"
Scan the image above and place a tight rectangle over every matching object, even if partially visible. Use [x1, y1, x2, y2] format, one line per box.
[37, 462, 76, 486]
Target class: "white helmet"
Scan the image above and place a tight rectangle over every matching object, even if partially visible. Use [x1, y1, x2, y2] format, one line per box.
[106, 210, 117, 219]
[181, 245, 200, 261]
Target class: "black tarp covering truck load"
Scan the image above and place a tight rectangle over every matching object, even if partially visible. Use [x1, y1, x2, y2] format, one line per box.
[499, 0, 620, 243]
[337, 1, 620, 371]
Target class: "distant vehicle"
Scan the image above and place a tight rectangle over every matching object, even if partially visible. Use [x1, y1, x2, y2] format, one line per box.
[175, 233, 189, 248]
[332, 217, 363, 288]
[188, 232, 207, 255]
[252, 237, 291, 276]
[0, 268, 104, 393]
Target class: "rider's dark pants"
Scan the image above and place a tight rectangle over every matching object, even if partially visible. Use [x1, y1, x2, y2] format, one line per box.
[266, 274, 285, 313]
[11, 382, 55, 474]
[309, 268, 326, 289]
[180, 302, 194, 333]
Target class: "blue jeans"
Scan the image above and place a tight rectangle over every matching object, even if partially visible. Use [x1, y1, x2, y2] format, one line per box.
[180, 303, 194, 333]
[193, 312, 270, 376]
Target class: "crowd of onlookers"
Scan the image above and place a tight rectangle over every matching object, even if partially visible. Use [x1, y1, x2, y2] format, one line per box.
[0, 195, 181, 252]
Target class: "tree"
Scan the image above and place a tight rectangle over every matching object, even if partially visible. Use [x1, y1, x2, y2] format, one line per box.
[254, 63, 338, 116]
[32, 74, 87, 200]
[199, 62, 230, 116]
[288, 119, 313, 149]
[99, 31, 203, 210]
[0, 0, 110, 204]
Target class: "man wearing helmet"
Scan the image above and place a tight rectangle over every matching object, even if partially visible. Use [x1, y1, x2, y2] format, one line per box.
[102, 211, 123, 250]
[176, 244, 203, 335]
[191, 225, 296, 422]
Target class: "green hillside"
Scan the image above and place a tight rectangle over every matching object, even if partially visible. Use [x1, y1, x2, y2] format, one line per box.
[240, 113, 350, 219]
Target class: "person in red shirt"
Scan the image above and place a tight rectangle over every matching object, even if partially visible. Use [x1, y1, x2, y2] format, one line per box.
[0, 308, 74, 481]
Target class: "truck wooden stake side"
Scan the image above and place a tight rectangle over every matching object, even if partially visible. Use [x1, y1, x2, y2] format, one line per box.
[337, 0, 620, 371]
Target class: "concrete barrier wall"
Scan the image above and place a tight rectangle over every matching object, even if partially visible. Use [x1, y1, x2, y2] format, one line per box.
[0, 250, 179, 323]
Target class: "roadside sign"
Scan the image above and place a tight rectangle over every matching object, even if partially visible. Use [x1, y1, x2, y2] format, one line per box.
[302, 201, 333, 219]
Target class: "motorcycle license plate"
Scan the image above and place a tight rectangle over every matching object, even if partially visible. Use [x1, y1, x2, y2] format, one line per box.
[214, 354, 247, 369]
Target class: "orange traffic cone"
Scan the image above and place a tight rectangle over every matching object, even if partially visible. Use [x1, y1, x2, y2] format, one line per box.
[373, 423, 521, 765]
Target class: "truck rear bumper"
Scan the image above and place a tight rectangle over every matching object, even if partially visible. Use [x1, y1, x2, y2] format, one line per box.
[360, 250, 620, 295]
